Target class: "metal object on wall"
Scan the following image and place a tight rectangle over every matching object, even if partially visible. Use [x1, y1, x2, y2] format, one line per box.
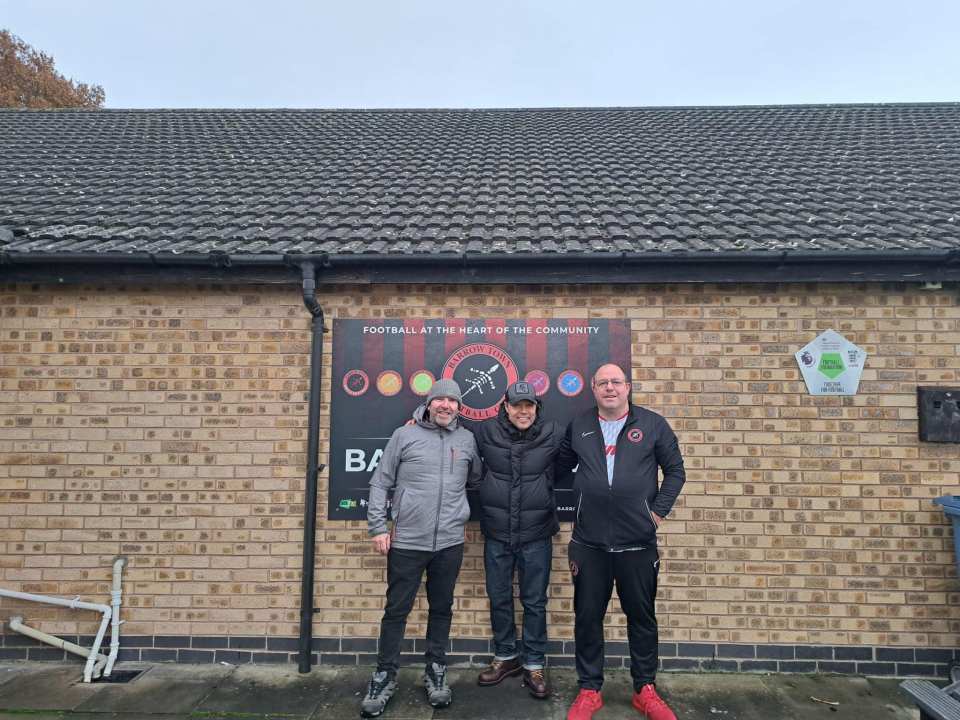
[918, 387, 960, 442]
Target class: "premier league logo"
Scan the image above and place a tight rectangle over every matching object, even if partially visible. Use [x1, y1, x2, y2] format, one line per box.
[442, 343, 519, 420]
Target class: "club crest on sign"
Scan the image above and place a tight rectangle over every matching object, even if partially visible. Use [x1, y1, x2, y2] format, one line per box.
[442, 343, 519, 420]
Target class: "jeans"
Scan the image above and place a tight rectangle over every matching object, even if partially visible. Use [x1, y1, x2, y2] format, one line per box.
[484, 536, 552, 669]
[375, 543, 464, 676]
[568, 541, 660, 691]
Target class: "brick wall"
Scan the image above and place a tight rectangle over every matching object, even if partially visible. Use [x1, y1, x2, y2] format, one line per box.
[2, 281, 959, 671]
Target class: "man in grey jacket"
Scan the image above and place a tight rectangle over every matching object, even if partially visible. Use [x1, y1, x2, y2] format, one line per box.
[361, 378, 481, 719]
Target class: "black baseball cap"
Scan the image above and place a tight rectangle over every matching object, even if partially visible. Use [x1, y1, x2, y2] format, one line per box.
[505, 381, 537, 405]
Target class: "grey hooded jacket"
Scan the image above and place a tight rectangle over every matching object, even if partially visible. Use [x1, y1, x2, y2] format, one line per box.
[367, 404, 481, 552]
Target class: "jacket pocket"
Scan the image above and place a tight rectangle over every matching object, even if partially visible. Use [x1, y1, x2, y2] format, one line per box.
[643, 498, 659, 534]
[390, 488, 405, 531]
[611, 494, 656, 547]
[393, 488, 430, 548]
[456, 494, 471, 525]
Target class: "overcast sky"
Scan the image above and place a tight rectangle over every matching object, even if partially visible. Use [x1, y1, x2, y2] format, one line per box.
[2, 0, 958, 109]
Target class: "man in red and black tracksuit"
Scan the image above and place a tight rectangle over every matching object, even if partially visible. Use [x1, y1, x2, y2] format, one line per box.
[557, 363, 686, 720]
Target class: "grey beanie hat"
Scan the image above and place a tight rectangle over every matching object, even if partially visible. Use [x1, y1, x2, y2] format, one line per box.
[427, 378, 462, 405]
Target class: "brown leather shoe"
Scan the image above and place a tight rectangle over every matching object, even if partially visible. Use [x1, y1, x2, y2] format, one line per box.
[522, 668, 549, 699]
[477, 656, 523, 686]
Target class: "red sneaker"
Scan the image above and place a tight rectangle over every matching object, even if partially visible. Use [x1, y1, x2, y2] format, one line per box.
[567, 688, 604, 720]
[632, 683, 677, 720]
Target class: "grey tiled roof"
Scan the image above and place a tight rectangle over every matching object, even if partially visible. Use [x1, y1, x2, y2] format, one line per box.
[1, 105, 959, 257]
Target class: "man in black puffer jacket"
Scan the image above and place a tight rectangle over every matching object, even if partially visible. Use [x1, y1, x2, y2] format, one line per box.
[471, 381, 562, 699]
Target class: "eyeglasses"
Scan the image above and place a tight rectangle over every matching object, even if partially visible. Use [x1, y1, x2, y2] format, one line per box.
[593, 379, 627, 388]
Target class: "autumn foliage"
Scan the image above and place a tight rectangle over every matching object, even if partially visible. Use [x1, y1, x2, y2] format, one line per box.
[0, 29, 104, 108]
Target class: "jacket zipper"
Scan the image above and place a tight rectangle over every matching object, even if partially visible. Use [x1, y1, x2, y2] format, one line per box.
[607, 418, 635, 549]
[643, 498, 656, 531]
[433, 432, 445, 551]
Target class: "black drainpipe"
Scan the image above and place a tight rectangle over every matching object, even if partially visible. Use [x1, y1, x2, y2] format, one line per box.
[298, 262, 326, 673]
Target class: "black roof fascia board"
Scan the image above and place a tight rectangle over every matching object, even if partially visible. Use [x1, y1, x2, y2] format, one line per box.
[1, 249, 958, 285]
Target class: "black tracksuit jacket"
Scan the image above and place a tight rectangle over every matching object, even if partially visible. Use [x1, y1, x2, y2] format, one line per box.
[557, 404, 686, 550]
[471, 404, 562, 547]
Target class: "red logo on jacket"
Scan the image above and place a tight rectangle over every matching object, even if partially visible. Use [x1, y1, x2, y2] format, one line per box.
[627, 429, 643, 443]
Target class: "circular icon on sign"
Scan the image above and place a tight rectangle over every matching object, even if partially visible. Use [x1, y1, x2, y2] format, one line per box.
[342, 369, 369, 397]
[627, 428, 644, 443]
[442, 342, 519, 421]
[524, 369, 550, 397]
[376, 370, 403, 397]
[409, 370, 435, 396]
[557, 369, 584, 397]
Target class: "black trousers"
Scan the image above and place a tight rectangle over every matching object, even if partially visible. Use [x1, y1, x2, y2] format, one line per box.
[375, 543, 464, 676]
[568, 542, 660, 691]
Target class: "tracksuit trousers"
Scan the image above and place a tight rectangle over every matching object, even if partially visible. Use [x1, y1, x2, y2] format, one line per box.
[568, 541, 660, 692]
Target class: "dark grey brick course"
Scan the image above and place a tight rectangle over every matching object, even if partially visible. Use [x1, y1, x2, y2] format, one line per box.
[756, 645, 795, 660]
[776, 661, 817, 673]
[451, 638, 491, 653]
[658, 642, 678, 657]
[310, 638, 340, 652]
[857, 662, 897, 676]
[341, 638, 377, 652]
[27, 648, 65, 661]
[718, 644, 755, 658]
[1, 633, 950, 679]
[662, 658, 700, 671]
[120, 636, 153, 647]
[677, 643, 715, 658]
[702, 659, 740, 672]
[916, 649, 954, 663]
[741, 660, 779, 673]
[214, 650, 251, 664]
[141, 649, 178, 662]
[897, 663, 937, 676]
[834, 647, 872, 661]
[796, 646, 833, 660]
[876, 647, 915, 662]
[818, 661, 857, 674]
[251, 652, 289, 664]
[178, 649, 215, 663]
[267, 637, 299, 651]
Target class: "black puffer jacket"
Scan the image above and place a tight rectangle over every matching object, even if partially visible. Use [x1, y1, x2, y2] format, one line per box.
[472, 403, 562, 546]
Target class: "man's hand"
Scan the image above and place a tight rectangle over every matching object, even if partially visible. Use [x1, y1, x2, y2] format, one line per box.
[372, 532, 391, 555]
[652, 512, 663, 527]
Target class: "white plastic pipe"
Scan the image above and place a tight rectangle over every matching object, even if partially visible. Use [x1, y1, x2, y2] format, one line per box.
[82, 600, 112, 682]
[104, 556, 127, 676]
[0, 587, 111, 616]
[8, 616, 108, 675]
[0, 555, 126, 682]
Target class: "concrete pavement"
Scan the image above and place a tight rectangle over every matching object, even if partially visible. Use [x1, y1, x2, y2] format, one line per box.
[0, 662, 921, 719]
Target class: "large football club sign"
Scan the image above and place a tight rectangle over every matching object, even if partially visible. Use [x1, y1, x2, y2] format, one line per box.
[328, 318, 632, 520]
